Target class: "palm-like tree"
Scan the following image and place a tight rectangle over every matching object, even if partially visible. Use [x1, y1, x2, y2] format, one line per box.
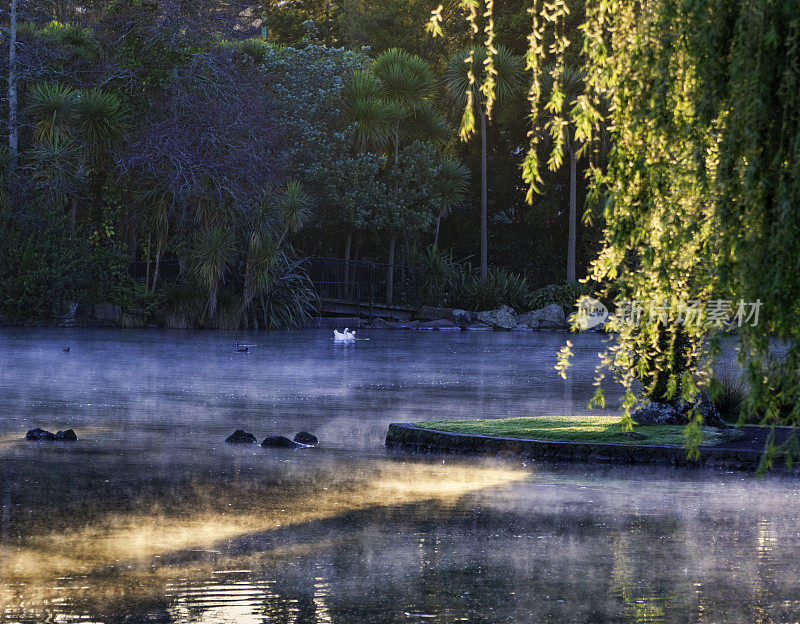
[240, 181, 309, 323]
[189, 226, 236, 319]
[26, 83, 126, 229]
[27, 130, 83, 209]
[241, 229, 277, 323]
[26, 83, 79, 139]
[145, 198, 169, 294]
[445, 46, 524, 279]
[539, 65, 586, 283]
[344, 48, 444, 305]
[343, 70, 399, 152]
[370, 48, 436, 164]
[75, 88, 127, 163]
[276, 180, 311, 247]
[433, 156, 469, 247]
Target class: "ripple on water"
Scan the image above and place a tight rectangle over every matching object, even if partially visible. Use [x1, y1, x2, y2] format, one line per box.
[0, 328, 798, 624]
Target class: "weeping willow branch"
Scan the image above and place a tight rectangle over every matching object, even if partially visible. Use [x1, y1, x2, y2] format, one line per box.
[439, 0, 800, 457]
[480, 0, 496, 119]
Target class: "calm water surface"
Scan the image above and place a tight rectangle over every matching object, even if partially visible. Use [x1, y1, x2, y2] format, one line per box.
[0, 328, 798, 623]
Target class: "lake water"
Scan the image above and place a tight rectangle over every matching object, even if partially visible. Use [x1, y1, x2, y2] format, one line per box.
[1, 328, 798, 623]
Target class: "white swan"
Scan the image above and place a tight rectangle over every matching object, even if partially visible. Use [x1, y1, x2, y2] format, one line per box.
[333, 328, 356, 343]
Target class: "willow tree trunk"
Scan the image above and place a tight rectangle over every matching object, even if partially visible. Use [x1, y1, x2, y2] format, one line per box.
[386, 235, 396, 306]
[479, 110, 488, 280]
[567, 141, 577, 284]
[8, 0, 19, 176]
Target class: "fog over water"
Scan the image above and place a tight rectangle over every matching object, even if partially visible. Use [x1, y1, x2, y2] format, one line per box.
[0, 328, 798, 623]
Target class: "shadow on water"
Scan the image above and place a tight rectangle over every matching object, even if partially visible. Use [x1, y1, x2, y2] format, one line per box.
[1, 328, 799, 623]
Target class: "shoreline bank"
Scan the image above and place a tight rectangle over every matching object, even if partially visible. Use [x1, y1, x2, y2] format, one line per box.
[385, 423, 798, 474]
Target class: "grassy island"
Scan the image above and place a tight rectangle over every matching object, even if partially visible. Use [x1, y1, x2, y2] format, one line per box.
[415, 416, 744, 447]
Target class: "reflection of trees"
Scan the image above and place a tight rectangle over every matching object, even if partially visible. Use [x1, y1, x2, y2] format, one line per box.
[6, 475, 800, 623]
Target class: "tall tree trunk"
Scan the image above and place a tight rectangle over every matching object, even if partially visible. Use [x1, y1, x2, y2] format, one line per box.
[8, 0, 19, 177]
[151, 240, 162, 293]
[145, 232, 152, 293]
[70, 197, 78, 231]
[343, 230, 352, 299]
[129, 229, 137, 264]
[480, 111, 488, 280]
[393, 125, 400, 167]
[350, 241, 361, 299]
[567, 140, 577, 284]
[434, 216, 441, 247]
[400, 238, 409, 289]
[386, 234, 396, 306]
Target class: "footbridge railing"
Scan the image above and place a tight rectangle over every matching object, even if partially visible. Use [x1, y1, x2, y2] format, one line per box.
[303, 256, 423, 315]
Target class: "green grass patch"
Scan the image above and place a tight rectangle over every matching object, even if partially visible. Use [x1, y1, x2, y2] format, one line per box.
[415, 415, 744, 447]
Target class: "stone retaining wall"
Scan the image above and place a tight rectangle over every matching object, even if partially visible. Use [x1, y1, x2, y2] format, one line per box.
[385, 423, 774, 472]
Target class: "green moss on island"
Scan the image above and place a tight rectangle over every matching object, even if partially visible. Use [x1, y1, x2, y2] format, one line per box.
[415, 416, 744, 447]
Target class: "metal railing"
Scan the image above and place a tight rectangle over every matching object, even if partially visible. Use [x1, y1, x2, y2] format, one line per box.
[127, 256, 424, 314]
[303, 256, 423, 312]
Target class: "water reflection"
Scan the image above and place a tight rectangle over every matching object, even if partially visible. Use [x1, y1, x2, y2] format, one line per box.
[0, 329, 799, 623]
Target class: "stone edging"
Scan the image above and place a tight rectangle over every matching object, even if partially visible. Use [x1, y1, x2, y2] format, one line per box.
[385, 423, 779, 472]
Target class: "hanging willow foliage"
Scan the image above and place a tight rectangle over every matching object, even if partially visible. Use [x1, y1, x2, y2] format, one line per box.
[438, 0, 800, 461]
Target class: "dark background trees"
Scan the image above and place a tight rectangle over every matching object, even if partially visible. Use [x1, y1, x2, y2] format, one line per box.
[0, 0, 598, 325]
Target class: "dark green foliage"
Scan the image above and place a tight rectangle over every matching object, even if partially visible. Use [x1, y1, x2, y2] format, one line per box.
[413, 245, 586, 313]
[634, 326, 691, 403]
[710, 371, 749, 424]
[85, 243, 137, 312]
[253, 255, 318, 329]
[459, 267, 529, 312]
[527, 282, 592, 313]
[0, 5, 593, 329]
[0, 209, 89, 322]
[411, 245, 468, 308]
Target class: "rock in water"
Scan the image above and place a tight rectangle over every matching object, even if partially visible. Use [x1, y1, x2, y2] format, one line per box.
[418, 319, 460, 330]
[294, 431, 318, 445]
[634, 393, 726, 428]
[633, 402, 683, 425]
[451, 308, 472, 328]
[538, 304, 567, 329]
[261, 435, 301, 449]
[680, 393, 726, 428]
[226, 429, 257, 444]
[54, 429, 77, 441]
[26, 428, 56, 441]
[517, 309, 544, 330]
[476, 306, 517, 330]
[465, 322, 493, 331]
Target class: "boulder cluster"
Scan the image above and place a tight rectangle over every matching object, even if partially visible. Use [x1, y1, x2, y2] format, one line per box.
[225, 430, 318, 449]
[632, 393, 725, 428]
[366, 304, 572, 331]
[25, 428, 78, 441]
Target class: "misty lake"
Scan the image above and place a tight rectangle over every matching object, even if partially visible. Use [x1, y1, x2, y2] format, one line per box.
[1, 328, 799, 623]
